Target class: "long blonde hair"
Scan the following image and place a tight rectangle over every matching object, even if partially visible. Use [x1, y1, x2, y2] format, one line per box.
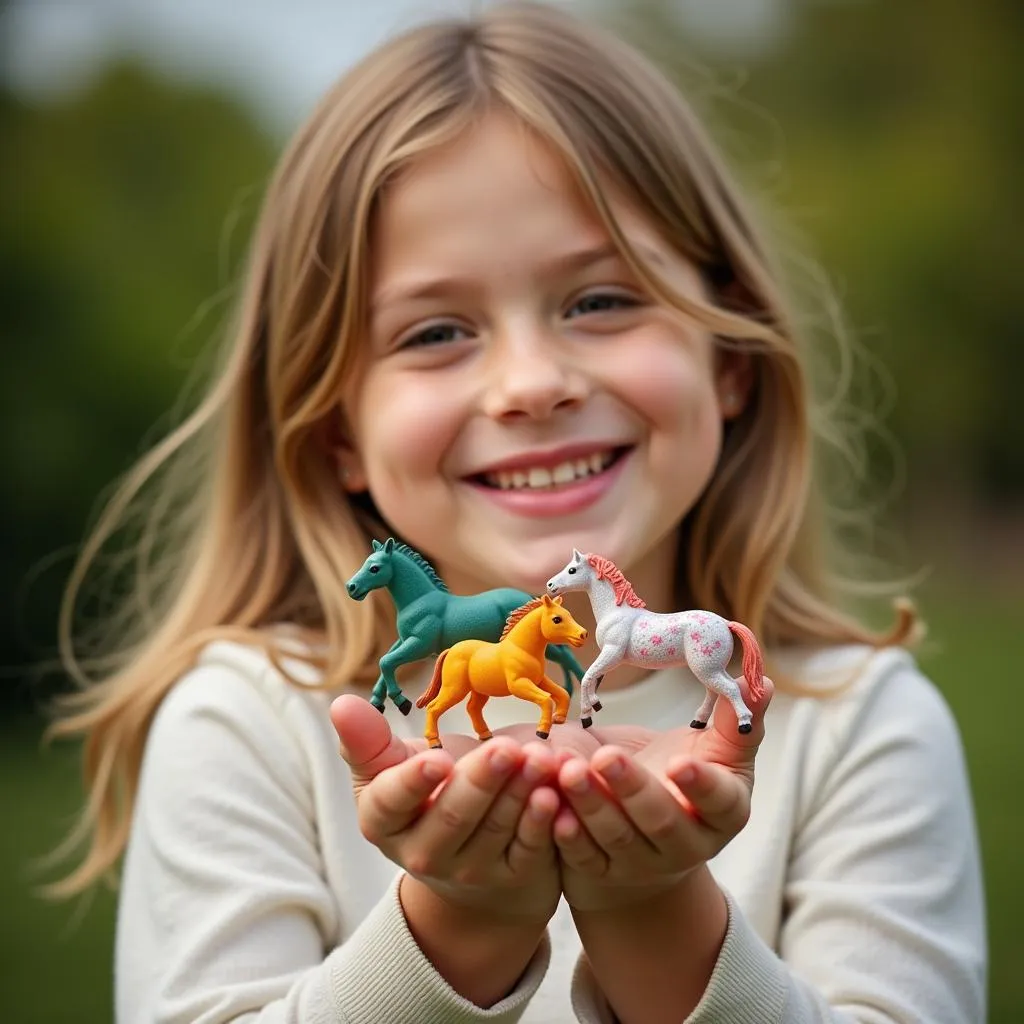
[48, 0, 912, 895]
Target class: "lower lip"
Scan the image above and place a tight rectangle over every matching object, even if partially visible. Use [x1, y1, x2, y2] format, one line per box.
[466, 451, 631, 518]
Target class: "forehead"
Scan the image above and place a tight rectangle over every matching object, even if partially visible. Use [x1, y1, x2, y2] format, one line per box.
[370, 112, 656, 280]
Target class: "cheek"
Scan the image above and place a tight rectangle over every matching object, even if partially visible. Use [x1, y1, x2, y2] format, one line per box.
[353, 373, 463, 479]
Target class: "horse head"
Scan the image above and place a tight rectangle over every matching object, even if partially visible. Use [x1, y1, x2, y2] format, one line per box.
[538, 594, 588, 647]
[545, 548, 593, 597]
[345, 537, 396, 600]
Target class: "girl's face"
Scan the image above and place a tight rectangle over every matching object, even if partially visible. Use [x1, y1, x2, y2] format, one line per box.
[342, 113, 746, 603]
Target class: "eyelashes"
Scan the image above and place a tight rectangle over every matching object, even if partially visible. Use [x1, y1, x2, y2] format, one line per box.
[394, 289, 644, 352]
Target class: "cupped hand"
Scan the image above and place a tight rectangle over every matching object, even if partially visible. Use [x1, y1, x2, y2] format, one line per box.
[552, 678, 774, 912]
[330, 694, 564, 922]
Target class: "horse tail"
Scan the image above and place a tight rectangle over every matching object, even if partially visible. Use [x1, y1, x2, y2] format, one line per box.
[416, 650, 447, 709]
[728, 622, 765, 702]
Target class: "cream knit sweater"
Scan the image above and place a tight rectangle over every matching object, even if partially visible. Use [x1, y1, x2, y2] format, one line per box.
[115, 640, 986, 1023]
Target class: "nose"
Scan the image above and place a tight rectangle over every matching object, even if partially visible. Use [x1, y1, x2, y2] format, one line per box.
[546, 580, 558, 592]
[482, 325, 587, 421]
[346, 581, 357, 595]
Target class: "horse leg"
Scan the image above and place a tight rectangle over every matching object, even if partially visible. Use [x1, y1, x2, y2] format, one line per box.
[423, 671, 471, 749]
[465, 691, 492, 742]
[508, 677, 556, 739]
[696, 669, 754, 734]
[537, 675, 570, 725]
[380, 635, 436, 716]
[689, 689, 717, 730]
[546, 645, 583, 697]
[579, 647, 624, 728]
[370, 675, 389, 712]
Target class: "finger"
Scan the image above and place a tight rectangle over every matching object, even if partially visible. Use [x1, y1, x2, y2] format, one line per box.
[414, 738, 524, 855]
[507, 785, 559, 875]
[709, 676, 775, 747]
[558, 757, 640, 860]
[358, 750, 454, 843]
[591, 746, 697, 857]
[553, 804, 608, 875]
[331, 694, 417, 786]
[667, 757, 751, 836]
[463, 742, 557, 862]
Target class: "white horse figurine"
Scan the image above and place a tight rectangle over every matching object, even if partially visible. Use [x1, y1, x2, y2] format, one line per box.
[546, 549, 765, 731]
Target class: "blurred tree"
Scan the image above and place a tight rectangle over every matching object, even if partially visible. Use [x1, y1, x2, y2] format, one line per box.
[617, 0, 1024, 509]
[0, 60, 276, 713]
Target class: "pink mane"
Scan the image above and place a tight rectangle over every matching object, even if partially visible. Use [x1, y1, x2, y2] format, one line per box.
[586, 554, 646, 608]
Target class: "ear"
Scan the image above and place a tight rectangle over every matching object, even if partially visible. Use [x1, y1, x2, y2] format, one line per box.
[541, 594, 554, 606]
[322, 407, 369, 492]
[371, 539, 382, 551]
[715, 349, 755, 421]
[571, 548, 583, 562]
[552, 595, 563, 605]
[383, 537, 395, 553]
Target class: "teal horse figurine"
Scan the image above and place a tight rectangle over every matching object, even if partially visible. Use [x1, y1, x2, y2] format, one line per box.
[346, 538, 586, 714]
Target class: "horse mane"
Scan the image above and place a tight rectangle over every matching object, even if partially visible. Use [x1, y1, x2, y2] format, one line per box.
[586, 554, 646, 608]
[392, 542, 449, 593]
[500, 597, 544, 639]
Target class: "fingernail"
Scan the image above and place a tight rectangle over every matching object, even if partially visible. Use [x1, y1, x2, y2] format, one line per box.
[490, 748, 515, 773]
[676, 765, 697, 785]
[564, 769, 590, 793]
[421, 760, 446, 783]
[602, 756, 625, 780]
[522, 759, 546, 783]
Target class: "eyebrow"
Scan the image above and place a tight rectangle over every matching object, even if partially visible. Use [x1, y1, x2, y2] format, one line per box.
[370, 239, 667, 313]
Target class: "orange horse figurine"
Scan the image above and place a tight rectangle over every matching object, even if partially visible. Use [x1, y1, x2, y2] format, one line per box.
[416, 595, 588, 749]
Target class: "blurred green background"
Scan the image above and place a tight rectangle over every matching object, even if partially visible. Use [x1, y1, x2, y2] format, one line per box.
[2, 0, 1020, 1020]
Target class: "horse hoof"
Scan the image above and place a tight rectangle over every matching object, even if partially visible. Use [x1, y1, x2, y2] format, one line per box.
[553, 714, 567, 725]
[581, 716, 592, 729]
[592, 699, 602, 713]
[396, 697, 413, 716]
[429, 741, 442, 749]
[738, 722, 752, 734]
[479, 733, 493, 742]
[371, 701, 386, 714]
[536, 729, 549, 740]
[690, 719, 707, 729]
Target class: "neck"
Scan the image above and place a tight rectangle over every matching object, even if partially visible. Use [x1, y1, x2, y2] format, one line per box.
[507, 612, 546, 656]
[388, 561, 440, 607]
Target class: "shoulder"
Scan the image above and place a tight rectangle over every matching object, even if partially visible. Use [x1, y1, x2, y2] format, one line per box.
[773, 643, 958, 736]
[147, 638, 337, 782]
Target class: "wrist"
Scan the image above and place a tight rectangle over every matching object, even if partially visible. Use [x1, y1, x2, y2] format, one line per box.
[399, 874, 551, 1007]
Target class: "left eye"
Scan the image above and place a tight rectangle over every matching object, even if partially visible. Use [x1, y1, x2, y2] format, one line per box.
[565, 292, 638, 318]
[369, 565, 380, 574]
[552, 615, 563, 623]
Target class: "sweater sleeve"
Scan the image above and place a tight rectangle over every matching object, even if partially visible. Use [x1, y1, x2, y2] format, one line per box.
[115, 661, 549, 1024]
[570, 657, 986, 1023]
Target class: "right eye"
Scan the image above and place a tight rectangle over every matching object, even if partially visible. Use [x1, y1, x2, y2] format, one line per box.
[369, 565, 380, 574]
[568, 567, 576, 575]
[399, 322, 470, 349]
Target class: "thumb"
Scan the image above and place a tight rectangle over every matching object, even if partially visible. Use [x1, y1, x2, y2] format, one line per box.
[330, 694, 413, 784]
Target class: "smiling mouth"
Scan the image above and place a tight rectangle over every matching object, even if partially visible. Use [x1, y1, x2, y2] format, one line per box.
[474, 447, 630, 491]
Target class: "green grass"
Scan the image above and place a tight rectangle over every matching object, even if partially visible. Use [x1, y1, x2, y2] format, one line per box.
[3, 577, 1020, 1022]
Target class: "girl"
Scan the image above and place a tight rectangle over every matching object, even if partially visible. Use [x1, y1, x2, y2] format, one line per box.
[51, 2, 985, 1022]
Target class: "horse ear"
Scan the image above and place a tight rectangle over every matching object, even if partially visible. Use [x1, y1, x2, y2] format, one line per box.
[553, 595, 563, 605]
[383, 537, 395, 552]
[571, 548, 583, 562]
[541, 594, 554, 606]
[371, 539, 381, 551]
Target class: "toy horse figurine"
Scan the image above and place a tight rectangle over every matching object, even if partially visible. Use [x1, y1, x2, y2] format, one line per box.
[546, 549, 765, 732]
[416, 595, 587, 748]
[345, 538, 586, 714]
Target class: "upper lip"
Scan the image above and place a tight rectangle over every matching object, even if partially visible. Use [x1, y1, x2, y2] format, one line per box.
[467, 441, 632, 477]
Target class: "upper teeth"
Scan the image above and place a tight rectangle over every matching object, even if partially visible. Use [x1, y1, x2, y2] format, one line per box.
[486, 451, 615, 490]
